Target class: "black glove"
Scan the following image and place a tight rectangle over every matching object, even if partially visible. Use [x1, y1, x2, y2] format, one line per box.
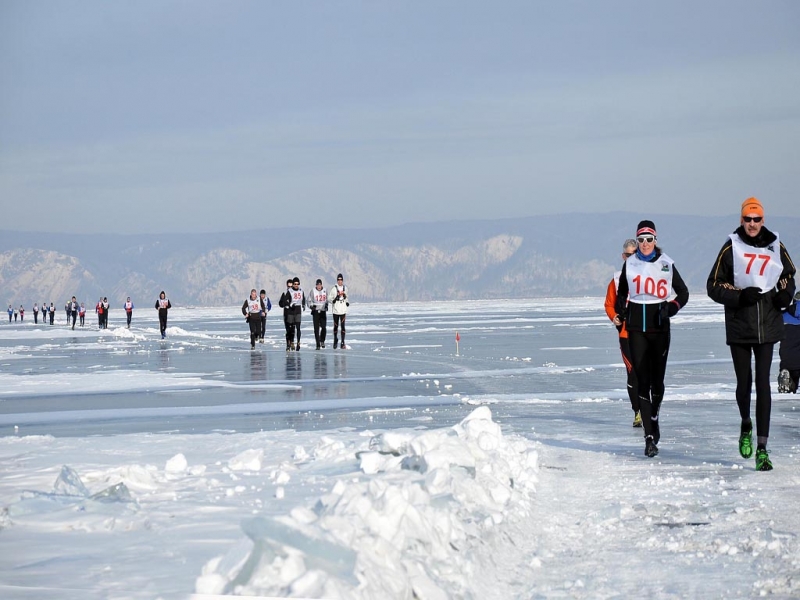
[739, 287, 762, 307]
[773, 288, 793, 310]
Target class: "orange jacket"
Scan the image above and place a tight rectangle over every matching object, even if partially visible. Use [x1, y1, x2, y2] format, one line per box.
[604, 277, 628, 339]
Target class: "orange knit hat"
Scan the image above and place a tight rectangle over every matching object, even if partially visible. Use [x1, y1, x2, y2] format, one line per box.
[741, 197, 764, 218]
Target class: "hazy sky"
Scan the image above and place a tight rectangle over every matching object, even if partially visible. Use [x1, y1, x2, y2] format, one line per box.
[2, 1, 799, 234]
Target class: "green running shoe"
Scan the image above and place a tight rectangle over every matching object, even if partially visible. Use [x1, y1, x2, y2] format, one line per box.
[755, 448, 773, 471]
[738, 428, 753, 459]
[632, 411, 642, 427]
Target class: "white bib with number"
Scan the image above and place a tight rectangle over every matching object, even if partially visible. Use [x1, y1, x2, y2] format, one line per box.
[247, 298, 262, 314]
[625, 254, 675, 305]
[290, 289, 304, 307]
[730, 233, 782, 292]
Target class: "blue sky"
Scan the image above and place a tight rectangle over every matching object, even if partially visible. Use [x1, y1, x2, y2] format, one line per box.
[1, 1, 799, 234]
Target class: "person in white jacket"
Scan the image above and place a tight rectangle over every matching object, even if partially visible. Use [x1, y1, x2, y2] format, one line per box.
[329, 273, 349, 349]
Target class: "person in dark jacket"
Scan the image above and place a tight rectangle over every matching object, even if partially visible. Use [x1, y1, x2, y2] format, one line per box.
[284, 277, 305, 351]
[278, 279, 293, 351]
[259, 289, 271, 343]
[707, 197, 796, 471]
[614, 220, 689, 458]
[69, 296, 78, 330]
[242, 288, 266, 349]
[778, 293, 800, 394]
[155, 291, 172, 339]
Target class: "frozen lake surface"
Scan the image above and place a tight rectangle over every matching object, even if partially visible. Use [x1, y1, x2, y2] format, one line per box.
[1, 298, 799, 599]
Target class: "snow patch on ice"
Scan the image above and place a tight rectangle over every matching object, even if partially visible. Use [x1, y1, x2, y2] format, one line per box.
[196, 407, 539, 598]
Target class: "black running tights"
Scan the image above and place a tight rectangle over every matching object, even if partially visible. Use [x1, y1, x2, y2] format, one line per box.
[628, 330, 670, 438]
[730, 343, 773, 438]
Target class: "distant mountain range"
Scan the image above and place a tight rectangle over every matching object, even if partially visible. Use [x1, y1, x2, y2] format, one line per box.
[2, 213, 798, 307]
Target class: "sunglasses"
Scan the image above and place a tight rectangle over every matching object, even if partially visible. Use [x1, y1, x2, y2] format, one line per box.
[743, 216, 763, 223]
[623, 251, 635, 257]
[636, 235, 656, 244]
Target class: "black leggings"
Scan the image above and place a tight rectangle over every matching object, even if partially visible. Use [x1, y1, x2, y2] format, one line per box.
[333, 314, 346, 345]
[619, 337, 639, 413]
[628, 330, 670, 438]
[730, 343, 773, 438]
[248, 317, 261, 347]
[313, 311, 327, 345]
[285, 315, 301, 346]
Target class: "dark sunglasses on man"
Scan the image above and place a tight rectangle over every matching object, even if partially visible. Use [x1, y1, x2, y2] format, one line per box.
[742, 216, 762, 223]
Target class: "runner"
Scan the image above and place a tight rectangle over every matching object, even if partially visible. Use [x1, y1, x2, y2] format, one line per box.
[96, 298, 104, 329]
[69, 296, 78, 330]
[707, 198, 796, 470]
[79, 302, 86, 327]
[778, 292, 800, 394]
[279, 279, 293, 351]
[124, 297, 134, 328]
[614, 220, 689, 458]
[286, 277, 305, 350]
[155, 291, 172, 339]
[308, 278, 328, 349]
[329, 273, 349, 349]
[604, 239, 641, 427]
[258, 289, 272, 343]
[242, 289, 266, 349]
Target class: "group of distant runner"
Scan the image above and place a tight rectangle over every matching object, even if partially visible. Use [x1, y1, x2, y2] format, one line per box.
[242, 273, 350, 351]
[6, 292, 173, 338]
[6, 272, 352, 352]
[605, 197, 798, 471]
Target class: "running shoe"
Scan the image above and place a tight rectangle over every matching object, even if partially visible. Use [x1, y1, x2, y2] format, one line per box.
[778, 369, 793, 394]
[739, 426, 753, 459]
[644, 436, 658, 458]
[632, 412, 642, 428]
[755, 448, 773, 471]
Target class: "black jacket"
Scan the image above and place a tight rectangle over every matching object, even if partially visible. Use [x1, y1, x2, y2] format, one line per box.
[780, 303, 800, 370]
[615, 249, 690, 333]
[707, 226, 796, 345]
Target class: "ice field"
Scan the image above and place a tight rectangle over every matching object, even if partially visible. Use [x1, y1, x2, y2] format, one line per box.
[1, 298, 799, 599]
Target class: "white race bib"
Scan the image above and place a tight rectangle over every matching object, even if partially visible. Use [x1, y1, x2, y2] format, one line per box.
[625, 254, 675, 305]
[730, 233, 782, 292]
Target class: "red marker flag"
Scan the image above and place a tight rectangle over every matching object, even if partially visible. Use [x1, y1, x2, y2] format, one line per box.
[455, 332, 460, 342]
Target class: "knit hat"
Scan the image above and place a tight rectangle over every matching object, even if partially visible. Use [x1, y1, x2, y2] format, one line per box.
[316, 279, 322, 285]
[741, 197, 764, 218]
[636, 220, 657, 237]
[292, 277, 300, 284]
[337, 273, 343, 280]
